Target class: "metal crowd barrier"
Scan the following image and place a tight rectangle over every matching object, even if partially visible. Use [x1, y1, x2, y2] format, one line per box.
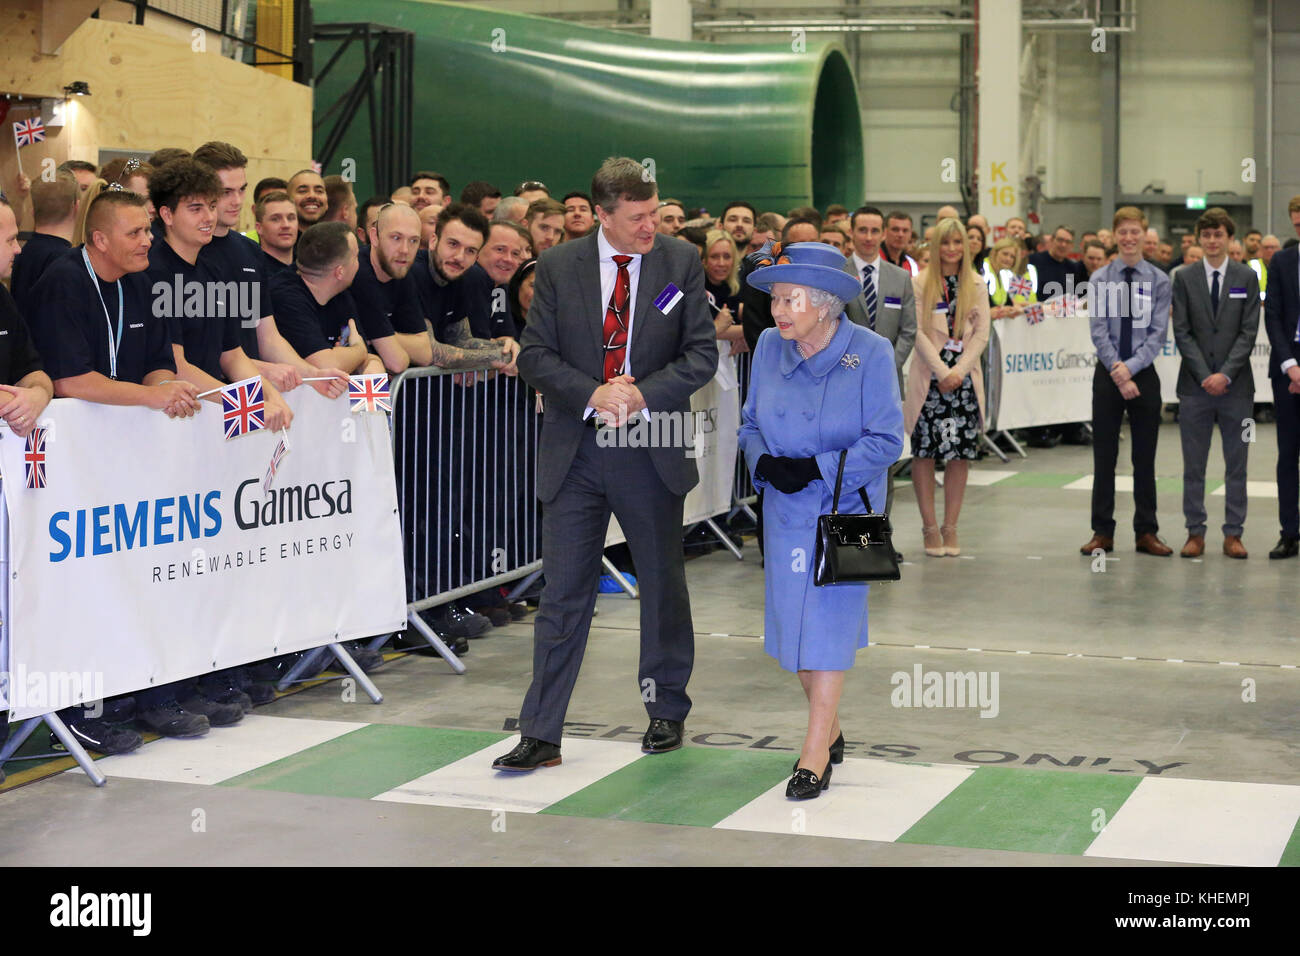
[387, 366, 542, 671]
[729, 349, 758, 523]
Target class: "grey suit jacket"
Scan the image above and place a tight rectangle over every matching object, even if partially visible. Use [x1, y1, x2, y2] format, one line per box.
[1171, 259, 1260, 398]
[841, 256, 917, 392]
[517, 231, 719, 503]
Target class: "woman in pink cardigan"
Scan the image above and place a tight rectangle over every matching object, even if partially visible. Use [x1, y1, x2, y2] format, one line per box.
[902, 217, 990, 556]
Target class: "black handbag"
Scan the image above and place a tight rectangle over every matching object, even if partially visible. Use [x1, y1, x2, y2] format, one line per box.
[814, 450, 900, 585]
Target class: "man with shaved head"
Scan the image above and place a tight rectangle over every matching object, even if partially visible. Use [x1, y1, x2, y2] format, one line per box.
[288, 169, 328, 238]
[350, 202, 434, 372]
[28, 191, 208, 741]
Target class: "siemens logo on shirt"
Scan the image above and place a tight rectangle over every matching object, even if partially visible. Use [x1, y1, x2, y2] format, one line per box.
[47, 478, 355, 561]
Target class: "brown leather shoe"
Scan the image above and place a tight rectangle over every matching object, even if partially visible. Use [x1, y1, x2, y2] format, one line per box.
[1223, 536, 1248, 559]
[1135, 532, 1173, 556]
[1080, 534, 1114, 555]
[1180, 534, 1205, 558]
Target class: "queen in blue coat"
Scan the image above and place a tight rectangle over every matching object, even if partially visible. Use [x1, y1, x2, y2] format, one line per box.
[738, 241, 904, 799]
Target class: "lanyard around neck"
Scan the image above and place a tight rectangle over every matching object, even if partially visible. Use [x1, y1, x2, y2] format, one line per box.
[82, 247, 124, 379]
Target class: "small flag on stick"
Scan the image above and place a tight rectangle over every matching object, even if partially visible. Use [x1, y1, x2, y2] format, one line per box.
[24, 426, 48, 489]
[1024, 302, 1045, 325]
[1007, 274, 1033, 298]
[263, 430, 290, 492]
[221, 376, 266, 439]
[348, 374, 391, 413]
[12, 117, 44, 148]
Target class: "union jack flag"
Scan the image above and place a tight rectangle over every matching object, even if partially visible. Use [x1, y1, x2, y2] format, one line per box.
[349, 374, 391, 413]
[24, 426, 48, 489]
[1024, 302, 1046, 325]
[13, 118, 45, 148]
[263, 433, 289, 492]
[1007, 274, 1033, 298]
[221, 376, 266, 440]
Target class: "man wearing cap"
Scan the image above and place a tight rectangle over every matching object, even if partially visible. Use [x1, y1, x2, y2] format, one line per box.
[738, 242, 903, 798]
[493, 157, 717, 772]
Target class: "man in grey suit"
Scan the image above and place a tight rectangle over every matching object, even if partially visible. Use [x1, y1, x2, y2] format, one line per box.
[843, 205, 917, 393]
[1171, 207, 1260, 559]
[493, 157, 718, 771]
[844, 205, 916, 522]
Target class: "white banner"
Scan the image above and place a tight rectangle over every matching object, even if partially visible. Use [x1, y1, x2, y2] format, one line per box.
[605, 369, 740, 548]
[989, 313, 1097, 430]
[0, 389, 406, 719]
[1154, 309, 1272, 404]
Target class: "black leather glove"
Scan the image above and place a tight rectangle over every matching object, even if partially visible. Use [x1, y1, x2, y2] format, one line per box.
[756, 454, 821, 494]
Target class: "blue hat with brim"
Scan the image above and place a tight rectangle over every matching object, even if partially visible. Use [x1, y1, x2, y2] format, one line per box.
[745, 241, 863, 303]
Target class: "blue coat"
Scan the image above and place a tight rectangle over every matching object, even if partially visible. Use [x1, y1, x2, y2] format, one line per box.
[738, 319, 904, 672]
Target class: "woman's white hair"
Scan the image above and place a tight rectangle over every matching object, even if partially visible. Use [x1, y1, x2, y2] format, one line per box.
[806, 287, 845, 319]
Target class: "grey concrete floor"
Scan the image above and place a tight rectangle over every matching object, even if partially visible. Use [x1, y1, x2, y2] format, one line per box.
[1, 420, 1297, 865]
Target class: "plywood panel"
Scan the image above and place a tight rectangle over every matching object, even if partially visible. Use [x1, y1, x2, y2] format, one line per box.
[2, 9, 311, 231]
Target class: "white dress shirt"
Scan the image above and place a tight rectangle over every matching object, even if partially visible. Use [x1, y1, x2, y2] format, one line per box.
[1202, 256, 1231, 382]
[852, 251, 880, 301]
[586, 227, 647, 420]
[1202, 256, 1226, 303]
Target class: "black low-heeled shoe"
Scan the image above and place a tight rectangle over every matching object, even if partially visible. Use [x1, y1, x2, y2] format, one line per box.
[786, 760, 832, 800]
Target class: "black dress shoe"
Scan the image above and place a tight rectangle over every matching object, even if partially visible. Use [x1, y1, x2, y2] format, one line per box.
[641, 718, 684, 754]
[1269, 536, 1300, 559]
[492, 737, 562, 772]
[786, 760, 832, 799]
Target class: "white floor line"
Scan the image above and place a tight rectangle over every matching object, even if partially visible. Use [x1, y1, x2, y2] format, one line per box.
[373, 735, 646, 813]
[1085, 776, 1300, 866]
[68, 714, 369, 785]
[715, 759, 975, 843]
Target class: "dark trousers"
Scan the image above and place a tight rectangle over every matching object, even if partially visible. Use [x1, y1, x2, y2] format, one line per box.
[1091, 362, 1161, 537]
[519, 428, 694, 745]
[1273, 376, 1300, 539]
[1179, 386, 1252, 538]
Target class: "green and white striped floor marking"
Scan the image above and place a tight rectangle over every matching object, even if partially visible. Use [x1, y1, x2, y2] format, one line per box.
[73, 715, 1300, 866]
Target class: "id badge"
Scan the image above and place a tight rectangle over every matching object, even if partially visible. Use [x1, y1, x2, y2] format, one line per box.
[944, 337, 964, 353]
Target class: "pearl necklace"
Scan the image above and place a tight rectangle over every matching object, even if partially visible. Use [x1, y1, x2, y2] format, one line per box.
[796, 318, 838, 360]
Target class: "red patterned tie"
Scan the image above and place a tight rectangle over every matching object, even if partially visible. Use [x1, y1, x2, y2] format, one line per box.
[602, 255, 633, 382]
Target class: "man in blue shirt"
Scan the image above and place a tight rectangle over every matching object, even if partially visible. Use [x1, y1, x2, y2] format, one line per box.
[1082, 206, 1174, 556]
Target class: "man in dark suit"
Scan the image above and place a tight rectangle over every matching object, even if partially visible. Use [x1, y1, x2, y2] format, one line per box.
[1263, 194, 1300, 558]
[493, 157, 718, 771]
[1171, 208, 1259, 559]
